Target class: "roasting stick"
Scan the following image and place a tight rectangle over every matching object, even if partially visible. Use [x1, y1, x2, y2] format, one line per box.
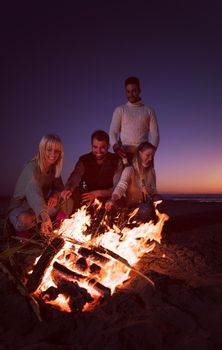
[94, 245, 155, 288]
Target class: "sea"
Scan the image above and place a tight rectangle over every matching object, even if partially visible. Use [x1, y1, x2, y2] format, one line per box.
[161, 194, 222, 203]
[0, 193, 222, 211]
[0, 194, 222, 218]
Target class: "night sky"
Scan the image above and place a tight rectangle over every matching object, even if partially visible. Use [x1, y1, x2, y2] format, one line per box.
[1, 0, 222, 196]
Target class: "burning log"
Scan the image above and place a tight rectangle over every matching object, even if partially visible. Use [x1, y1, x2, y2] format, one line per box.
[41, 286, 59, 301]
[75, 257, 88, 271]
[52, 261, 86, 281]
[58, 251, 77, 262]
[88, 278, 111, 297]
[89, 263, 101, 275]
[84, 206, 107, 238]
[57, 278, 94, 312]
[78, 247, 109, 264]
[27, 237, 65, 293]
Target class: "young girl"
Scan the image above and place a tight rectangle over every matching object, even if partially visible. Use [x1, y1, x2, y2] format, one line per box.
[8, 134, 66, 236]
[105, 142, 161, 222]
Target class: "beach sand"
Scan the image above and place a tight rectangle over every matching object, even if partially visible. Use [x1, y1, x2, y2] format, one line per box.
[0, 199, 222, 349]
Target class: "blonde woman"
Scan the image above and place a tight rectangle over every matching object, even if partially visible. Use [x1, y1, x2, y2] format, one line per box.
[8, 134, 66, 236]
[105, 142, 161, 222]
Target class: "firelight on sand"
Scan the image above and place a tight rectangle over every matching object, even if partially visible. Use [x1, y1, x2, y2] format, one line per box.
[31, 201, 169, 312]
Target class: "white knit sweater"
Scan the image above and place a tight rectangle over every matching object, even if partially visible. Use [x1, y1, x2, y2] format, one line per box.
[109, 101, 160, 149]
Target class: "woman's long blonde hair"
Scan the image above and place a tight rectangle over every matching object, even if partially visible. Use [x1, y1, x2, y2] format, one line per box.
[132, 142, 156, 178]
[35, 134, 64, 177]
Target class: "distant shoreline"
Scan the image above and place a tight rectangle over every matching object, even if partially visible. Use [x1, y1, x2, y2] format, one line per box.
[161, 193, 222, 203]
[1, 194, 222, 216]
[1, 193, 222, 209]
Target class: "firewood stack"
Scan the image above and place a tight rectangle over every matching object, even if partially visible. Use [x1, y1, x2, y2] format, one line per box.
[26, 237, 112, 312]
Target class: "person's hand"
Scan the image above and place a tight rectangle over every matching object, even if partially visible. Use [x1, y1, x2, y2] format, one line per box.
[105, 194, 119, 210]
[47, 194, 59, 208]
[40, 213, 53, 235]
[81, 190, 100, 204]
[61, 190, 72, 201]
[105, 200, 114, 210]
[114, 146, 127, 159]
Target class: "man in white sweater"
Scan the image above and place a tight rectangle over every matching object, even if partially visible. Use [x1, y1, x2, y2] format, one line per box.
[109, 76, 160, 164]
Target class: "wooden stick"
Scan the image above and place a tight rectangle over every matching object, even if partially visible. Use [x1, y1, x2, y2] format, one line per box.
[94, 246, 155, 288]
[26, 237, 65, 293]
[11, 235, 44, 246]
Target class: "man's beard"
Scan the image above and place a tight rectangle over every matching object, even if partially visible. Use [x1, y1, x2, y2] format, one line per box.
[94, 154, 107, 161]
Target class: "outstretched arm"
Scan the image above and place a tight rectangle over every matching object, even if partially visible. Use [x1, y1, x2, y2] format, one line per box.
[81, 188, 112, 204]
[105, 166, 133, 209]
[61, 160, 85, 200]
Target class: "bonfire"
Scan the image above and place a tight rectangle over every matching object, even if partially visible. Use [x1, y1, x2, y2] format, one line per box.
[25, 200, 169, 313]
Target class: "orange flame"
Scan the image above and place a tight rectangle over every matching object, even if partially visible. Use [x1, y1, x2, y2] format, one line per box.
[32, 201, 168, 312]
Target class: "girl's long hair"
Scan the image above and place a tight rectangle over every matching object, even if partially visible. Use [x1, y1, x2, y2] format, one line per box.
[34, 134, 64, 177]
[132, 142, 156, 178]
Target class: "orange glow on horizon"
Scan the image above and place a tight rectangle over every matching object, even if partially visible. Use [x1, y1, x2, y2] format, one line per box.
[156, 159, 222, 195]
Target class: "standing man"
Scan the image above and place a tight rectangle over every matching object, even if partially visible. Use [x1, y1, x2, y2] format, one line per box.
[109, 76, 160, 164]
[61, 130, 123, 213]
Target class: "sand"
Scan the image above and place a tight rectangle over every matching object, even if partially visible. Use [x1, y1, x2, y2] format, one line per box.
[0, 199, 222, 349]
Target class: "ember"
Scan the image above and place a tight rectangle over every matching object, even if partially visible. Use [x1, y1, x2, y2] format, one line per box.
[26, 201, 168, 312]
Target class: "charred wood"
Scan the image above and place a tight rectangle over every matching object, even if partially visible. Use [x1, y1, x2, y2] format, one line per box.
[89, 263, 101, 275]
[53, 261, 86, 281]
[65, 252, 78, 261]
[75, 257, 88, 271]
[26, 237, 65, 293]
[41, 286, 59, 301]
[78, 247, 109, 264]
[57, 251, 77, 262]
[57, 279, 93, 312]
[84, 206, 106, 238]
[88, 278, 111, 297]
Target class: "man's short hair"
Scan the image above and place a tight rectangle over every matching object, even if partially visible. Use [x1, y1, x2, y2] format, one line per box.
[124, 76, 140, 88]
[91, 130, 109, 145]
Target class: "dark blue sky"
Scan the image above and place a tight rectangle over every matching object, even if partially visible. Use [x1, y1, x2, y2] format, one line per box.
[1, 0, 222, 195]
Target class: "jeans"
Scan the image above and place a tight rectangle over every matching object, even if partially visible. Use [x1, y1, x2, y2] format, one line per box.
[9, 203, 58, 232]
